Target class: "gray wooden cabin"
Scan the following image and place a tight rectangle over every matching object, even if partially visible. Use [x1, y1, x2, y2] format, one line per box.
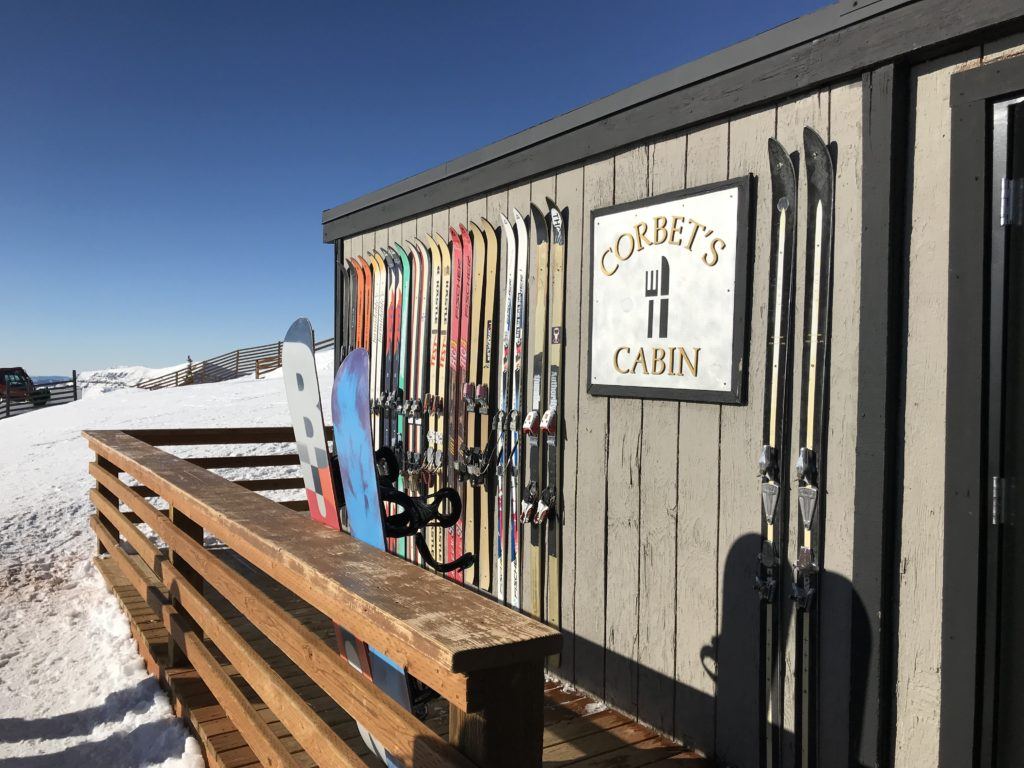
[322, 2, 1024, 766]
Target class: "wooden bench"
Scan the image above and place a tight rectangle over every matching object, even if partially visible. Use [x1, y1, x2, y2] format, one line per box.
[85, 427, 562, 768]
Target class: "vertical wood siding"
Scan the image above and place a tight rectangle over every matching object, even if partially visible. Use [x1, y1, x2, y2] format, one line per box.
[339, 79, 866, 761]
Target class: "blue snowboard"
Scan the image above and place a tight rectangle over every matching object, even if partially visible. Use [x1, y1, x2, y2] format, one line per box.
[331, 348, 413, 767]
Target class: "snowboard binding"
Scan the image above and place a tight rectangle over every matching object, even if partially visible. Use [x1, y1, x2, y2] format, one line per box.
[374, 447, 476, 574]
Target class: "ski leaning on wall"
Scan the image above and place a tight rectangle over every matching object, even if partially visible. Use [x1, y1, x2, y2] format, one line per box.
[755, 138, 798, 768]
[791, 126, 836, 768]
[538, 199, 566, 627]
[336, 204, 568, 625]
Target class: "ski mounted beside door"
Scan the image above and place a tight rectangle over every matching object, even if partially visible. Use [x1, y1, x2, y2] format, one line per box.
[756, 138, 798, 768]
[792, 127, 835, 768]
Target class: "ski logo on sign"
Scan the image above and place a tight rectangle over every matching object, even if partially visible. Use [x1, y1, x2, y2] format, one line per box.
[644, 256, 671, 340]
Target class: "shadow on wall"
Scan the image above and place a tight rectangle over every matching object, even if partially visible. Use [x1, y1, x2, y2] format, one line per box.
[554, 533, 872, 768]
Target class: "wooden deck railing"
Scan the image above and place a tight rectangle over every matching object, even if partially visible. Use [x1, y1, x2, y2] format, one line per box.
[85, 427, 561, 767]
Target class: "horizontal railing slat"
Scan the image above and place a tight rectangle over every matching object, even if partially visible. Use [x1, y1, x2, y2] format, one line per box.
[187, 454, 301, 469]
[84, 430, 561, 678]
[123, 427, 321, 445]
[89, 468, 474, 767]
[90, 517, 304, 768]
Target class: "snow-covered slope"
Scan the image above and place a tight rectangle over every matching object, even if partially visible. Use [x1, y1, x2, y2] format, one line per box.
[76, 363, 187, 396]
[0, 349, 334, 766]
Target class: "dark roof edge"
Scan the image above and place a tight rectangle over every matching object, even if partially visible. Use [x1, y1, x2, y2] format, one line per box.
[323, 0, 1024, 242]
[323, 0, 911, 227]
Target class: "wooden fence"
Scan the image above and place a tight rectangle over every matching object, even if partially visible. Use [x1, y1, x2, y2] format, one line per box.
[1, 373, 78, 421]
[85, 426, 561, 767]
[137, 338, 333, 390]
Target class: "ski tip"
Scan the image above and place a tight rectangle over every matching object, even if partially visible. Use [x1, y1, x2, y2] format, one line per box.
[767, 138, 796, 180]
[449, 226, 459, 242]
[802, 127, 830, 165]
[393, 242, 407, 259]
[459, 223, 470, 238]
[499, 212, 513, 232]
[512, 208, 525, 226]
[529, 203, 547, 243]
[546, 198, 565, 244]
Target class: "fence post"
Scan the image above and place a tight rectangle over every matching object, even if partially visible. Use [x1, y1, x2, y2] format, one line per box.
[167, 503, 204, 667]
[6, 394, 9, 419]
[277, 341, 283, 368]
[72, 370, 78, 401]
[235, 349, 240, 375]
[449, 661, 544, 767]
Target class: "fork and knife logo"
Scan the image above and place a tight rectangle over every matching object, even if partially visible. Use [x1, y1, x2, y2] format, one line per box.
[645, 256, 671, 339]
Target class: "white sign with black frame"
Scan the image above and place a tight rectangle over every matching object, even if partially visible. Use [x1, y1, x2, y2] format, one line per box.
[588, 176, 753, 403]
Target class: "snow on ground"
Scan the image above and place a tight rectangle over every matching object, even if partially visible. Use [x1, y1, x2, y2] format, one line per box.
[0, 350, 334, 767]
[76, 363, 187, 397]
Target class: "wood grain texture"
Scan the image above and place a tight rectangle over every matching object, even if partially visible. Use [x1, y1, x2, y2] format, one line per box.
[711, 104, 775, 768]
[604, 145, 649, 716]
[574, 158, 614, 699]
[84, 431, 562, 679]
[818, 78, 863, 767]
[637, 133, 685, 735]
[91, 512, 372, 768]
[894, 49, 980, 768]
[90, 520, 305, 768]
[674, 121, 727, 754]
[552, 166, 584, 682]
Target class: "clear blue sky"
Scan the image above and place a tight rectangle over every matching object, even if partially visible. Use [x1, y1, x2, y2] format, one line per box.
[1, 0, 828, 374]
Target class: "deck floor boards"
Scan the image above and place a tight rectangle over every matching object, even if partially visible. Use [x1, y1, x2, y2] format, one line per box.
[94, 553, 708, 767]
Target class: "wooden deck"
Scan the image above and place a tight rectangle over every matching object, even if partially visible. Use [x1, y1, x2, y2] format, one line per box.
[95, 551, 707, 768]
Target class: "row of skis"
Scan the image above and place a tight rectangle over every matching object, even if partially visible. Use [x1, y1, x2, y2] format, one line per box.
[756, 127, 835, 768]
[337, 200, 568, 622]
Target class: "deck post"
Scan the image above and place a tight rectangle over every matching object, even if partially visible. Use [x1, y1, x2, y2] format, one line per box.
[168, 503, 204, 666]
[94, 455, 120, 555]
[448, 660, 544, 767]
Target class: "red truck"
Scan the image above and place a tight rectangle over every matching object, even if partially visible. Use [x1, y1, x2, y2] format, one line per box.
[0, 367, 51, 407]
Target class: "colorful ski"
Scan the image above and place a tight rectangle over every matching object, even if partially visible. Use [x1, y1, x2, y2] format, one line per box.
[451, 225, 474, 583]
[756, 138, 798, 768]
[445, 227, 465, 578]
[792, 127, 835, 768]
[507, 208, 529, 609]
[539, 200, 566, 628]
[462, 222, 486, 587]
[493, 213, 517, 602]
[521, 204, 550, 617]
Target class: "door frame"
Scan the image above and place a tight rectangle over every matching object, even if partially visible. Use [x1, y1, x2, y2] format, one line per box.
[943, 54, 1024, 768]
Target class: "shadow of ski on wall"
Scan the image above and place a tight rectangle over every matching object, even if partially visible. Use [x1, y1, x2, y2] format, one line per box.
[551, 533, 872, 768]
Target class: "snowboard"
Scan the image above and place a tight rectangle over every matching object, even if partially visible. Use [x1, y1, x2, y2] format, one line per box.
[282, 318, 344, 532]
[332, 348, 415, 768]
[282, 319, 388, 760]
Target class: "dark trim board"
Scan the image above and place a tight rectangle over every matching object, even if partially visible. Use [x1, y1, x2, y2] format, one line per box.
[323, 0, 1024, 243]
[850, 62, 908, 768]
[942, 57, 1024, 768]
[584, 176, 754, 405]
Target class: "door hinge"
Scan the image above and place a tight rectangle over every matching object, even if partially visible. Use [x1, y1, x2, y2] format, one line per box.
[1001, 177, 1024, 227]
[992, 475, 1006, 525]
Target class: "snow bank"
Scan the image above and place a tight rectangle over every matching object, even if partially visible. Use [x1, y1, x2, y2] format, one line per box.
[0, 349, 334, 766]
[76, 363, 186, 397]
